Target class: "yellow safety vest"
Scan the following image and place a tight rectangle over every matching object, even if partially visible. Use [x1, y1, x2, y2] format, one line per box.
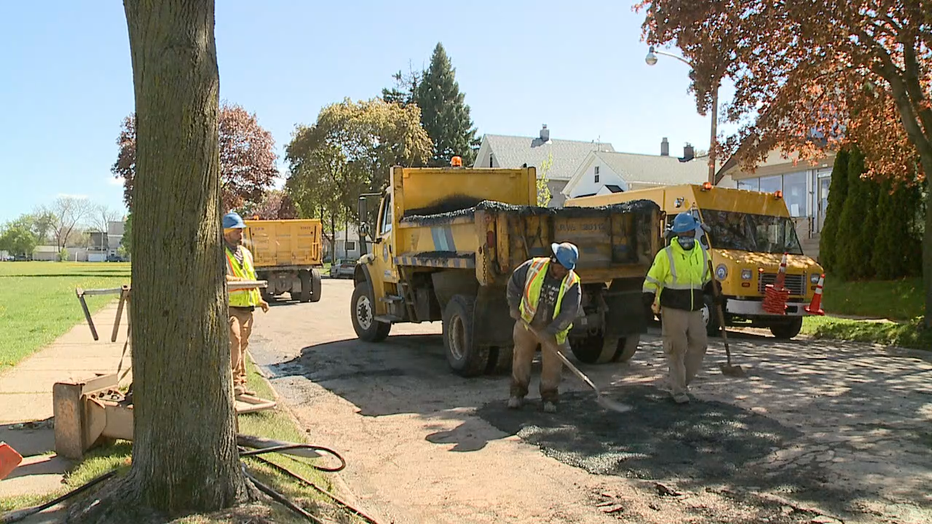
[226, 246, 260, 307]
[642, 239, 709, 310]
[519, 258, 580, 344]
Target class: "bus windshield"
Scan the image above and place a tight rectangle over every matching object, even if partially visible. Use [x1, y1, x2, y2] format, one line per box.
[700, 210, 804, 255]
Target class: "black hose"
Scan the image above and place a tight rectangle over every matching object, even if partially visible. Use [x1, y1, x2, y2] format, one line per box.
[239, 443, 346, 473]
[243, 465, 326, 524]
[0, 470, 116, 524]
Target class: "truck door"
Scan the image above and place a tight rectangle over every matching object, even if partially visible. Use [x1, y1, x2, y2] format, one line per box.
[375, 193, 397, 283]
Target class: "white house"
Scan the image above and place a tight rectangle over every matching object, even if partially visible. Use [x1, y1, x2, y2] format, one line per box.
[562, 141, 735, 200]
[473, 125, 615, 207]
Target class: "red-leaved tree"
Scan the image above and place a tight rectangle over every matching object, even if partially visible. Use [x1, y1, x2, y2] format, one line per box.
[637, 0, 932, 325]
[112, 102, 279, 212]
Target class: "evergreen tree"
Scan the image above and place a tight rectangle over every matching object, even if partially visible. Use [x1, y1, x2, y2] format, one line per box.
[872, 177, 897, 279]
[836, 147, 877, 280]
[415, 43, 480, 166]
[819, 148, 849, 273]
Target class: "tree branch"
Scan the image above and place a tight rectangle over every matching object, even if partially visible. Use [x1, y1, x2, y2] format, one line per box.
[901, 31, 932, 140]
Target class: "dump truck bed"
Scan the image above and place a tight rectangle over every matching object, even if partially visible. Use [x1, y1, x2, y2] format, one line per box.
[245, 219, 323, 269]
[396, 199, 660, 285]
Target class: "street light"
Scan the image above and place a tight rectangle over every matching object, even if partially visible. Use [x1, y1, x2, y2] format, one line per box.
[645, 46, 720, 185]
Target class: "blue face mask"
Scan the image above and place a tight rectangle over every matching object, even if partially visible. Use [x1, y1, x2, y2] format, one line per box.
[676, 236, 696, 250]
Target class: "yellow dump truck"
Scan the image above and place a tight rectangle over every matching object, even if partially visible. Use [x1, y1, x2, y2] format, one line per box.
[567, 184, 824, 339]
[351, 164, 662, 376]
[244, 219, 323, 303]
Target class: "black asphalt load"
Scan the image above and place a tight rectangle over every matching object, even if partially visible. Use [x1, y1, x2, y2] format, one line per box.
[478, 385, 861, 518]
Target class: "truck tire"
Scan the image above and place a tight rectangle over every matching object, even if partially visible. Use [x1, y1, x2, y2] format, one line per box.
[485, 345, 513, 375]
[309, 268, 322, 303]
[298, 270, 312, 303]
[702, 295, 722, 336]
[770, 317, 803, 339]
[571, 335, 618, 364]
[351, 281, 391, 342]
[613, 335, 640, 363]
[443, 294, 489, 377]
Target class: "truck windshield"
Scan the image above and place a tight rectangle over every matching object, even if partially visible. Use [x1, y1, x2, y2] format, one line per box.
[701, 210, 804, 255]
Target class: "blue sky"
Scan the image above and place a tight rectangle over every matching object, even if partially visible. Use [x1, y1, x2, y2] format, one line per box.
[0, 1, 733, 224]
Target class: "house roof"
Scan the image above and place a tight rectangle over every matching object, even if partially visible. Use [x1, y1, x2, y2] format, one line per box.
[480, 134, 615, 180]
[564, 150, 710, 195]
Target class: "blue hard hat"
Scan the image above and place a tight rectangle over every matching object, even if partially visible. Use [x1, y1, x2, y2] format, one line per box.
[670, 213, 699, 234]
[551, 242, 578, 270]
[222, 212, 247, 229]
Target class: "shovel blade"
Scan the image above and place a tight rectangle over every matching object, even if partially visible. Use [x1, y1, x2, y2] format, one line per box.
[719, 363, 746, 377]
[597, 395, 633, 413]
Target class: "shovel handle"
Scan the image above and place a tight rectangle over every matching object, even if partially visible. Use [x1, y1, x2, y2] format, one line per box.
[523, 322, 600, 394]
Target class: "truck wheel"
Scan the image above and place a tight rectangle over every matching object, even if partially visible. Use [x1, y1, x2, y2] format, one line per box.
[351, 281, 391, 342]
[298, 270, 312, 303]
[309, 268, 322, 303]
[571, 335, 617, 364]
[613, 335, 640, 363]
[702, 295, 722, 336]
[485, 345, 513, 375]
[443, 294, 489, 377]
[770, 318, 803, 339]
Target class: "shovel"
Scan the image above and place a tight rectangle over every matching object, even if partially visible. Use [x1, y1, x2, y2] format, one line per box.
[706, 259, 746, 377]
[523, 322, 632, 413]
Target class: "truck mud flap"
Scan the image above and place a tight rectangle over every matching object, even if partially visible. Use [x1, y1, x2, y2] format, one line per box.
[474, 286, 513, 347]
[603, 287, 647, 339]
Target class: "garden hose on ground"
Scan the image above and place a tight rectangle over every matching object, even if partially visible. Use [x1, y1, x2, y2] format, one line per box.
[1, 437, 378, 524]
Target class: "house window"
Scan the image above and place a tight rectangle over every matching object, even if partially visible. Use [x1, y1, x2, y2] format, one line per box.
[738, 178, 759, 191]
[594, 166, 600, 183]
[759, 175, 782, 194]
[782, 171, 807, 217]
[345, 241, 357, 251]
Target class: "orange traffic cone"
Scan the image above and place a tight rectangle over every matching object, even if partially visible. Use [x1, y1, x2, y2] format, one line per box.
[805, 274, 825, 315]
[0, 441, 23, 480]
[774, 253, 788, 291]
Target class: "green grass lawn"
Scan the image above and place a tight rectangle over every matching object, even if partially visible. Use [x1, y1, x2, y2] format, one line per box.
[821, 276, 923, 320]
[0, 359, 354, 523]
[0, 262, 131, 371]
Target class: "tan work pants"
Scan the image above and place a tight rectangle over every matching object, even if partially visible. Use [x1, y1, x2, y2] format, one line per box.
[661, 307, 708, 397]
[229, 307, 254, 388]
[510, 322, 568, 404]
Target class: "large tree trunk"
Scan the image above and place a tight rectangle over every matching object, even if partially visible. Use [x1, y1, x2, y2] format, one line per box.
[117, 0, 245, 515]
[922, 152, 932, 329]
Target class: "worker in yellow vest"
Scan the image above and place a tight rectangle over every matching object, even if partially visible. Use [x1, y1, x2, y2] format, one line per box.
[506, 242, 581, 413]
[223, 212, 269, 398]
[642, 213, 718, 404]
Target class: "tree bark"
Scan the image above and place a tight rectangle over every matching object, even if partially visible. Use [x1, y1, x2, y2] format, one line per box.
[120, 0, 246, 514]
[922, 153, 932, 329]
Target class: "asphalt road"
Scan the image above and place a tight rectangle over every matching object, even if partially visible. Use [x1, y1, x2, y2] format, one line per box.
[248, 278, 932, 524]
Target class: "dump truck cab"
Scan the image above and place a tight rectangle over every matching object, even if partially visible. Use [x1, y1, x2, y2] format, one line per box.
[567, 184, 824, 339]
[352, 163, 661, 376]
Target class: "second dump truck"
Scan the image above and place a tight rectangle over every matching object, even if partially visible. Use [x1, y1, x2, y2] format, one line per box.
[244, 218, 324, 303]
[351, 164, 662, 377]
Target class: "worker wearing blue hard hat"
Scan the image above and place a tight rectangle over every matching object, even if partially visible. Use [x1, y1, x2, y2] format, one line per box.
[643, 212, 718, 404]
[505, 242, 581, 413]
[223, 211, 269, 398]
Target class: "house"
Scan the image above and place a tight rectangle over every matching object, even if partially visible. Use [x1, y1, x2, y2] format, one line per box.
[107, 220, 125, 258]
[472, 125, 615, 207]
[87, 231, 109, 262]
[326, 226, 372, 262]
[562, 139, 735, 199]
[717, 148, 836, 260]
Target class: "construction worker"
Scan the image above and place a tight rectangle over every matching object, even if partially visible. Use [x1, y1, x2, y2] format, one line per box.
[506, 242, 581, 413]
[223, 212, 269, 398]
[642, 213, 719, 404]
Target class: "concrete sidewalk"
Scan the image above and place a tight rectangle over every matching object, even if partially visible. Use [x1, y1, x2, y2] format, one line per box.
[0, 301, 129, 499]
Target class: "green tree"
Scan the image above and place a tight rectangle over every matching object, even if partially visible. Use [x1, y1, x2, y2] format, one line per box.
[285, 98, 431, 242]
[415, 43, 480, 166]
[121, 213, 133, 254]
[0, 221, 38, 257]
[819, 148, 849, 273]
[873, 179, 924, 279]
[381, 65, 420, 107]
[836, 148, 878, 280]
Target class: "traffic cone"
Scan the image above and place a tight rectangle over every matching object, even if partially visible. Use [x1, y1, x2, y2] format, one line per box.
[0, 441, 23, 480]
[774, 252, 788, 291]
[805, 274, 826, 315]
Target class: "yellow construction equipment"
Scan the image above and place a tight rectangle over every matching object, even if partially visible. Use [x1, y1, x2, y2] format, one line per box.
[244, 218, 323, 303]
[567, 183, 824, 339]
[351, 163, 662, 376]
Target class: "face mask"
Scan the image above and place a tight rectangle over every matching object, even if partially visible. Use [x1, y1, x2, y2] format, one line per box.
[676, 236, 696, 250]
